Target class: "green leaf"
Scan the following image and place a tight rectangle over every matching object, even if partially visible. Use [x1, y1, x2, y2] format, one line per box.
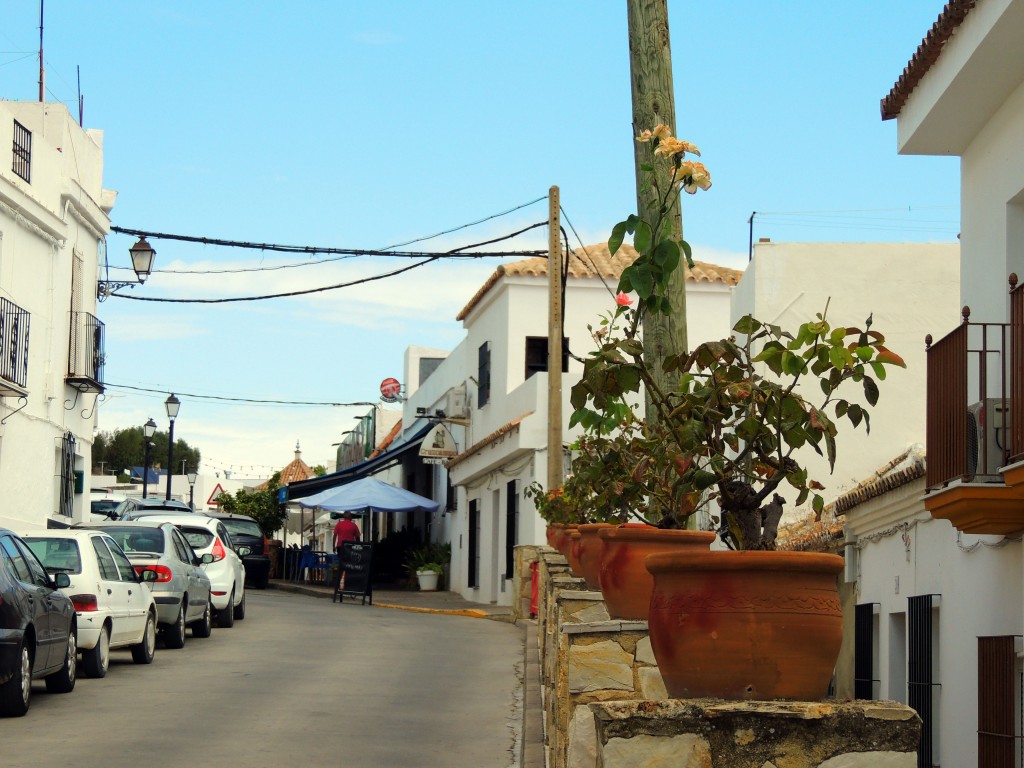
[733, 315, 762, 336]
[812, 494, 824, 515]
[824, 431, 837, 470]
[679, 239, 694, 268]
[608, 221, 627, 256]
[856, 345, 873, 361]
[847, 404, 863, 428]
[863, 376, 879, 406]
[870, 361, 887, 380]
[634, 221, 653, 254]
[653, 239, 679, 268]
[691, 470, 719, 490]
[795, 487, 809, 506]
[631, 264, 654, 299]
[829, 346, 847, 370]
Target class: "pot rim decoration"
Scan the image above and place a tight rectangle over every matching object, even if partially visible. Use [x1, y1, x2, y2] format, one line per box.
[646, 548, 843, 575]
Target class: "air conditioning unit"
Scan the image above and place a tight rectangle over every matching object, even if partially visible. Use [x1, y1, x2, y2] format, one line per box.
[966, 399, 1011, 481]
[446, 385, 469, 419]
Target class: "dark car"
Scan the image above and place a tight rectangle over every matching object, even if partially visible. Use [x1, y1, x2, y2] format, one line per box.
[205, 513, 270, 589]
[0, 529, 77, 716]
[115, 497, 193, 520]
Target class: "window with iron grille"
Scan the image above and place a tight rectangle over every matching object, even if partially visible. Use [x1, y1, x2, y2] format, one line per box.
[58, 432, 76, 518]
[908, 594, 941, 768]
[525, 336, 569, 380]
[978, 635, 1023, 768]
[467, 499, 479, 588]
[854, 603, 880, 699]
[12, 120, 31, 183]
[477, 342, 491, 408]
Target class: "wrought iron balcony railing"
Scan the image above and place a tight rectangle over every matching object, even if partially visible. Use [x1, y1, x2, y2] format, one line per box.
[925, 307, 1012, 490]
[0, 296, 30, 396]
[66, 310, 105, 393]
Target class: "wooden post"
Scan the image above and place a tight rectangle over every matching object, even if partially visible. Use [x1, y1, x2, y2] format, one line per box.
[627, 0, 687, 418]
[548, 186, 564, 491]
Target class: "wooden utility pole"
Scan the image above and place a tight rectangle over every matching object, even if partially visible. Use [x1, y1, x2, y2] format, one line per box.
[547, 186, 564, 490]
[627, 0, 686, 418]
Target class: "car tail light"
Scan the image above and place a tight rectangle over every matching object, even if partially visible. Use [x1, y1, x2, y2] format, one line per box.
[211, 538, 227, 562]
[135, 565, 172, 582]
[71, 594, 98, 612]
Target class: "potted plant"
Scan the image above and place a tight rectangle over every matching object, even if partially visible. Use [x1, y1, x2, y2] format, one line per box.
[405, 543, 450, 592]
[562, 125, 906, 699]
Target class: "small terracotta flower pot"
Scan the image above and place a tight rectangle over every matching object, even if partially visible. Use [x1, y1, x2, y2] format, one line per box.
[597, 524, 715, 620]
[577, 523, 614, 590]
[566, 530, 584, 577]
[547, 524, 579, 558]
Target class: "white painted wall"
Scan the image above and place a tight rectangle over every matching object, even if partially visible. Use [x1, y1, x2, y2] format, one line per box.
[731, 241, 960, 514]
[0, 102, 113, 529]
[845, 482, 1022, 767]
[400, 264, 738, 605]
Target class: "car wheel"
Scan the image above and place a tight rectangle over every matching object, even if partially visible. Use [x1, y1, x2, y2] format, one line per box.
[233, 588, 246, 620]
[0, 641, 31, 716]
[45, 630, 77, 694]
[131, 613, 157, 664]
[164, 603, 186, 649]
[191, 601, 213, 639]
[82, 625, 110, 678]
[217, 589, 235, 628]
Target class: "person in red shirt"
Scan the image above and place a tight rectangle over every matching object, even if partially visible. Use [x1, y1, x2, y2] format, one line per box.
[333, 511, 361, 551]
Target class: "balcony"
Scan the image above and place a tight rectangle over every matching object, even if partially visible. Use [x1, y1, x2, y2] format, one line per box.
[924, 276, 1024, 535]
[0, 296, 30, 397]
[66, 311, 105, 393]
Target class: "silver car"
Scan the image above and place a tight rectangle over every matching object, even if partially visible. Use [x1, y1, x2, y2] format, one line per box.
[77, 522, 215, 648]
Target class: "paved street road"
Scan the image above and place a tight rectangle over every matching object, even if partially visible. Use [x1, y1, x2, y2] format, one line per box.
[2, 590, 525, 768]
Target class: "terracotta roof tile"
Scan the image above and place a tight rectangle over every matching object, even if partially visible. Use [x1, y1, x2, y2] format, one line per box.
[257, 443, 315, 489]
[456, 243, 742, 321]
[369, 420, 403, 459]
[881, 0, 977, 120]
[830, 445, 926, 517]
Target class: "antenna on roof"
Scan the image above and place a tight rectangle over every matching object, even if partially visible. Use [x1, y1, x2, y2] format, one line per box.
[38, 0, 45, 102]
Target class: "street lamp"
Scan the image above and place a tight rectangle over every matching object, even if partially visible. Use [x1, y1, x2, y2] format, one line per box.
[97, 236, 157, 301]
[141, 417, 157, 498]
[187, 469, 198, 510]
[165, 393, 180, 500]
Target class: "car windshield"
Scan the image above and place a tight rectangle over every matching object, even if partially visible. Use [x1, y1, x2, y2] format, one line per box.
[100, 528, 166, 556]
[91, 500, 119, 513]
[22, 537, 83, 574]
[179, 527, 215, 550]
[221, 519, 262, 538]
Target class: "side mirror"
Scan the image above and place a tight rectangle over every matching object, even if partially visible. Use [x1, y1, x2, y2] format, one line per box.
[138, 569, 158, 583]
[236, 546, 252, 558]
[52, 572, 71, 589]
[197, 553, 215, 565]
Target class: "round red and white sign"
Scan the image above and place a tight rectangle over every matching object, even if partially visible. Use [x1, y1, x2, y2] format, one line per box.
[380, 377, 402, 401]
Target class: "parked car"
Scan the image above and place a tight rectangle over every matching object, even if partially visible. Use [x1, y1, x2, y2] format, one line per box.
[119, 514, 248, 629]
[21, 530, 159, 678]
[0, 529, 77, 716]
[90, 491, 127, 521]
[206, 512, 270, 589]
[76, 522, 215, 648]
[114, 497, 192, 520]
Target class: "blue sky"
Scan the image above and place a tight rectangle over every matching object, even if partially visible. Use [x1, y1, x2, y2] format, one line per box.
[1, 2, 959, 477]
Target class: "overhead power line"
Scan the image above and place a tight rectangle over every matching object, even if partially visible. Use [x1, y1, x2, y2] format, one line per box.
[109, 222, 549, 304]
[106, 382, 376, 408]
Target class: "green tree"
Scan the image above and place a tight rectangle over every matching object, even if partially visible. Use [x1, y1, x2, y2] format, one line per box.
[92, 425, 202, 477]
[217, 472, 285, 537]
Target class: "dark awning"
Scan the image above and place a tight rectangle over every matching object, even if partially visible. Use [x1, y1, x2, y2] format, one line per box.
[285, 422, 433, 502]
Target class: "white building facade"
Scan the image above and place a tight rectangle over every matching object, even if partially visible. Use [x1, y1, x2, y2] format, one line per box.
[402, 244, 740, 606]
[0, 101, 116, 530]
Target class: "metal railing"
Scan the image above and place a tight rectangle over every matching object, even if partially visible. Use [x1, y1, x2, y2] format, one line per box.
[66, 311, 105, 391]
[0, 296, 30, 393]
[925, 307, 1012, 489]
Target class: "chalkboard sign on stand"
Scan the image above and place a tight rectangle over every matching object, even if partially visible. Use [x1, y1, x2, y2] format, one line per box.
[334, 542, 373, 605]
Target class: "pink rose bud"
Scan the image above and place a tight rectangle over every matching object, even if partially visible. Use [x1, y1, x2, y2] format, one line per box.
[615, 292, 633, 306]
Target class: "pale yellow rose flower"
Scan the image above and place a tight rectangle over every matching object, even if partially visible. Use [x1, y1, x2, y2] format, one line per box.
[677, 161, 712, 194]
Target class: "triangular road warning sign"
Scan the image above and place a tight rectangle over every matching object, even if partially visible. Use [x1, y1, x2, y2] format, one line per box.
[207, 484, 227, 506]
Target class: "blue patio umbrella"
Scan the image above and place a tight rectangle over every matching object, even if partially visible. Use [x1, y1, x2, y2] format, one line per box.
[297, 477, 439, 542]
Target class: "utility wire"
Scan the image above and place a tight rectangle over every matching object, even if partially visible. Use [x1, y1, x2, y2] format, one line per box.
[106, 382, 376, 408]
[378, 195, 548, 251]
[111, 222, 548, 304]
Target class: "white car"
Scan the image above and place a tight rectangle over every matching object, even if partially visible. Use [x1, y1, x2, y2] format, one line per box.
[126, 514, 248, 628]
[21, 530, 159, 678]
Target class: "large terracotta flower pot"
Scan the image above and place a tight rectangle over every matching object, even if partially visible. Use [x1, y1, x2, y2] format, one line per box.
[577, 523, 614, 590]
[566, 530, 584, 577]
[547, 524, 578, 558]
[597, 525, 715, 620]
[646, 550, 844, 700]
